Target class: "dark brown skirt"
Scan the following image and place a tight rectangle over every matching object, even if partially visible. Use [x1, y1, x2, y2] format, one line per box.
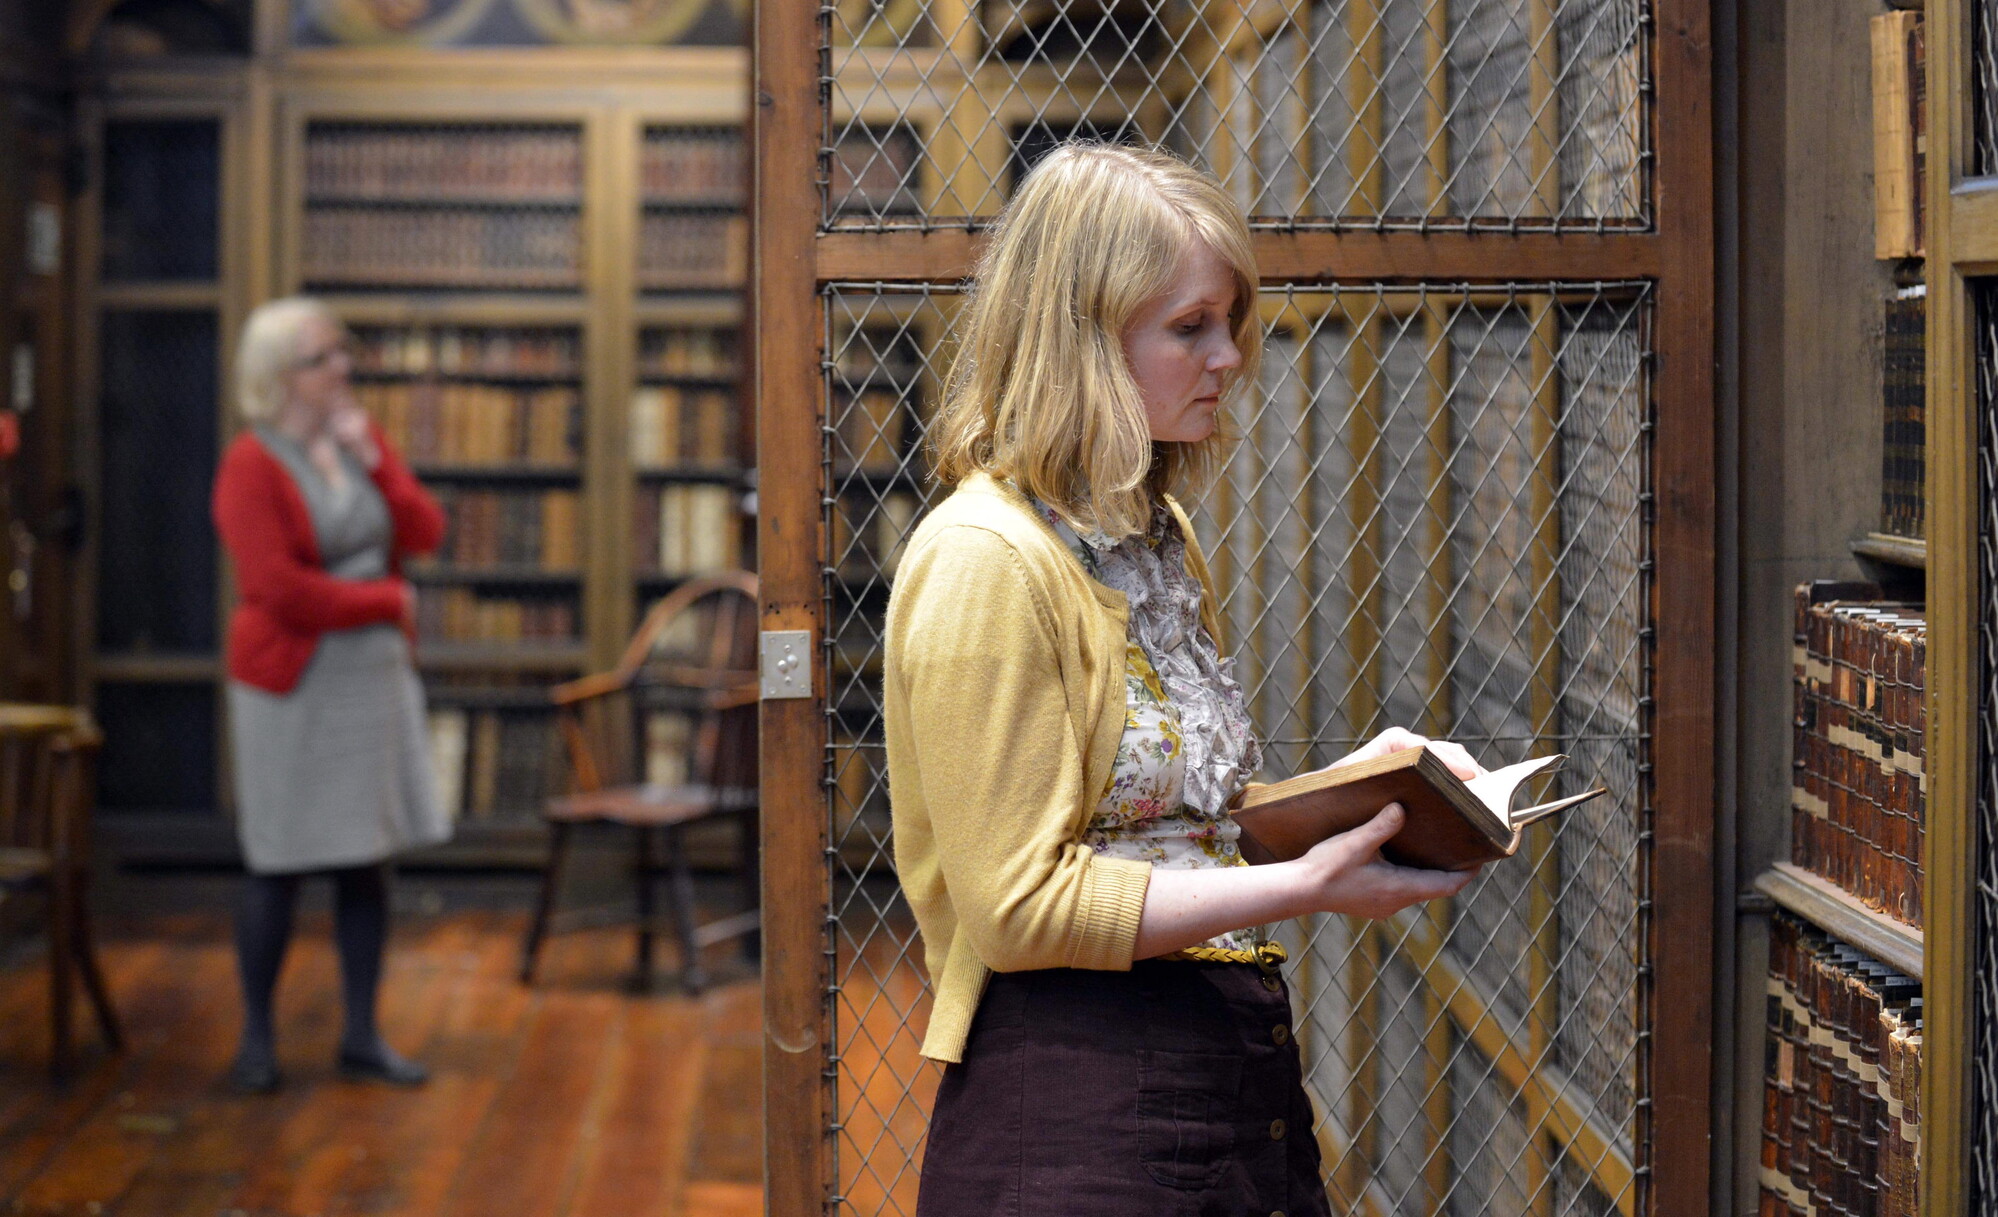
[916, 959, 1331, 1217]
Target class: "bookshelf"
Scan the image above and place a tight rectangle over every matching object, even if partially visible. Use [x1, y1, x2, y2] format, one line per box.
[1756, 861, 1924, 981]
[632, 123, 752, 628]
[68, 55, 754, 864]
[79, 102, 230, 824]
[277, 109, 755, 841]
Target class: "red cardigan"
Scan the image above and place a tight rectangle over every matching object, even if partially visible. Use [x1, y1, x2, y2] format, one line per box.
[213, 421, 445, 694]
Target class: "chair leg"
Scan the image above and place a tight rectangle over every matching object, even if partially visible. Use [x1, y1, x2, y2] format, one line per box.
[47, 876, 75, 1080]
[70, 881, 122, 1053]
[633, 826, 656, 992]
[521, 821, 573, 984]
[665, 825, 705, 994]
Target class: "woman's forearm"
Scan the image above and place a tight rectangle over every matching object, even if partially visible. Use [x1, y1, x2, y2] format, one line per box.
[1131, 803, 1478, 959]
[1132, 861, 1313, 957]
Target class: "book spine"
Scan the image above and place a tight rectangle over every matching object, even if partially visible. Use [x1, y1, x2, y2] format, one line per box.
[1762, 912, 1923, 1217]
[1790, 589, 1927, 929]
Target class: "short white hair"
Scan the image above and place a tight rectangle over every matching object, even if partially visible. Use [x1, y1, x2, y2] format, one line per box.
[235, 296, 342, 422]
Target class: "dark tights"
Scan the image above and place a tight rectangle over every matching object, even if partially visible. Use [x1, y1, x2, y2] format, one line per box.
[235, 863, 395, 1066]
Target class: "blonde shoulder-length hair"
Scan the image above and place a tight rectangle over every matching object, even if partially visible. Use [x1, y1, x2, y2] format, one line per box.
[928, 142, 1261, 538]
[235, 295, 343, 422]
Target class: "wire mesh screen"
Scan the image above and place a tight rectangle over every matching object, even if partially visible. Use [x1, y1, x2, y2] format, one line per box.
[1970, 281, 1998, 1213]
[823, 0, 1648, 229]
[821, 280, 1653, 1216]
[1976, 0, 1998, 176]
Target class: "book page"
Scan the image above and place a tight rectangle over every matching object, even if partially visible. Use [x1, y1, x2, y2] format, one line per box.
[1462, 754, 1566, 822]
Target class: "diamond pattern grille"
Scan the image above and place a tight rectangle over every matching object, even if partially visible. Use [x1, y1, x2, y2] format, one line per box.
[822, 281, 1652, 1216]
[824, 0, 1648, 229]
[1977, 0, 1998, 176]
[1970, 282, 1998, 1213]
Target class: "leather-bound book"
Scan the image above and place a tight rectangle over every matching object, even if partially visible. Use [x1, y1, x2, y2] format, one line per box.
[1230, 748, 1605, 872]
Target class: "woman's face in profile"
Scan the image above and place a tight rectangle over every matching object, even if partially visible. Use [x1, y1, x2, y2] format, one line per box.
[1121, 240, 1243, 444]
[286, 316, 355, 423]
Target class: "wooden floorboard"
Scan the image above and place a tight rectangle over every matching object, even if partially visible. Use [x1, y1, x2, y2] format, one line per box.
[0, 907, 767, 1216]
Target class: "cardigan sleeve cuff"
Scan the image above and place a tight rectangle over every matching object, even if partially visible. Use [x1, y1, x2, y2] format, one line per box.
[1065, 856, 1152, 971]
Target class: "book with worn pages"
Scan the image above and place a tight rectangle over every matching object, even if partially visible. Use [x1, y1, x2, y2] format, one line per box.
[1230, 747, 1608, 871]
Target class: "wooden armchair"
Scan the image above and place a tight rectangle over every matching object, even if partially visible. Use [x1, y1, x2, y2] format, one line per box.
[520, 572, 760, 991]
[0, 705, 123, 1076]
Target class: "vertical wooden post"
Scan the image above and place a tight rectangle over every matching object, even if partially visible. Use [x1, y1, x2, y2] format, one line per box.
[1421, 0, 1450, 219]
[587, 108, 639, 670]
[1526, 0, 1559, 216]
[1420, 297, 1457, 1216]
[1348, 307, 1385, 738]
[757, 0, 833, 1205]
[1647, 0, 1718, 1208]
[1523, 294, 1562, 1217]
[1920, 2, 1973, 1216]
[1348, 0, 1386, 216]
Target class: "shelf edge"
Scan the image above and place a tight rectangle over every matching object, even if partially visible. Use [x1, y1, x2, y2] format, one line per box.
[1754, 862, 1924, 979]
[1849, 531, 1929, 570]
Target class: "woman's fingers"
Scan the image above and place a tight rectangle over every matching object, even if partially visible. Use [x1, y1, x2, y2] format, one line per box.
[1427, 739, 1485, 780]
[1406, 864, 1478, 900]
[1325, 802, 1404, 864]
[1350, 860, 1477, 917]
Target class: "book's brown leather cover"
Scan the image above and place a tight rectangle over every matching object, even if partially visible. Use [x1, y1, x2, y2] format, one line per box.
[1231, 760, 1515, 872]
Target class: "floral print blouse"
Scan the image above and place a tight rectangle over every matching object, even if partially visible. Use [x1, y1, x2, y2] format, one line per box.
[1035, 498, 1265, 953]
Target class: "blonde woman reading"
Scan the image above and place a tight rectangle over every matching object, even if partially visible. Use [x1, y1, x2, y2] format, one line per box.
[884, 143, 1484, 1216]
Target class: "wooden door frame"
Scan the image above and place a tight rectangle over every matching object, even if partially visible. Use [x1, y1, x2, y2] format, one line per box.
[754, 2, 1716, 1210]
[1920, 1, 1980, 1214]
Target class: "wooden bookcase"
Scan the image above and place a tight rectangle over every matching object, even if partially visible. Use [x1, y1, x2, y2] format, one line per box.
[1728, 1, 1998, 1214]
[72, 46, 752, 865]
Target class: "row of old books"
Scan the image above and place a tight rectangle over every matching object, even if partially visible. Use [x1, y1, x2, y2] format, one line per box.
[827, 126, 923, 215]
[307, 126, 583, 203]
[1760, 913, 1921, 1217]
[1879, 284, 1926, 539]
[304, 209, 582, 287]
[1791, 584, 1926, 927]
[638, 212, 749, 290]
[830, 491, 919, 579]
[835, 389, 913, 474]
[431, 489, 581, 570]
[641, 130, 747, 204]
[425, 708, 563, 821]
[352, 327, 582, 378]
[357, 382, 581, 467]
[632, 483, 743, 576]
[1871, 12, 1926, 260]
[629, 386, 736, 467]
[417, 588, 577, 644]
[638, 327, 739, 380]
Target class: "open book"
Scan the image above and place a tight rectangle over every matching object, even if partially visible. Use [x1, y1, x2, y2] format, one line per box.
[1230, 748, 1608, 872]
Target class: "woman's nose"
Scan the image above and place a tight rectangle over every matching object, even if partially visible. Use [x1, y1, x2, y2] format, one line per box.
[1207, 335, 1242, 373]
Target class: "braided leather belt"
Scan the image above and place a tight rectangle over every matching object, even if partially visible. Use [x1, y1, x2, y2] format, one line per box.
[1156, 940, 1288, 969]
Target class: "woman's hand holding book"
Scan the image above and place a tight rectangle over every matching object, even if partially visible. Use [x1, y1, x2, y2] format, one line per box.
[1328, 726, 1486, 783]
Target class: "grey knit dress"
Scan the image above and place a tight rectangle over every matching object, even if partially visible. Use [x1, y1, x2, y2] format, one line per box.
[226, 427, 451, 874]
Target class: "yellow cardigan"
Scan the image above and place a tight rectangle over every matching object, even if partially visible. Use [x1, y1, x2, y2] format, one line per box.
[883, 472, 1230, 1063]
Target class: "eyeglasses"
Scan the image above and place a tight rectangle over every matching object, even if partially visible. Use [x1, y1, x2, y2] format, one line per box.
[295, 342, 351, 370]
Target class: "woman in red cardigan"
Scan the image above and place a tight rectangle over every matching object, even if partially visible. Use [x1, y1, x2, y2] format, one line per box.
[213, 296, 449, 1093]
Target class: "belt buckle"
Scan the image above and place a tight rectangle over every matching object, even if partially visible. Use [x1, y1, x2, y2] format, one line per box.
[1253, 940, 1287, 973]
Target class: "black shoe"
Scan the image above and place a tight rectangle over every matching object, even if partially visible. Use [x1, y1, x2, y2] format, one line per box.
[336, 1046, 429, 1087]
[227, 1053, 283, 1095]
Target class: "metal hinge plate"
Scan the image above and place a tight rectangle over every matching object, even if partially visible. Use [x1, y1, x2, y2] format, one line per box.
[759, 629, 812, 700]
